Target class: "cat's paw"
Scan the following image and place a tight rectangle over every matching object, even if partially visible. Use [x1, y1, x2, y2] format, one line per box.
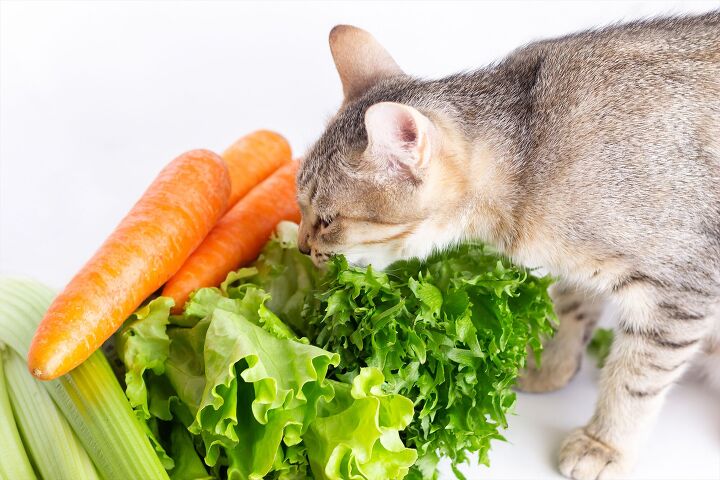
[515, 352, 582, 393]
[558, 428, 626, 480]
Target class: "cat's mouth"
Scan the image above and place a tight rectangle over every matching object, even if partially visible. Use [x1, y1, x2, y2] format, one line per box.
[309, 249, 334, 267]
[310, 249, 375, 269]
[308, 242, 406, 271]
[342, 250, 395, 271]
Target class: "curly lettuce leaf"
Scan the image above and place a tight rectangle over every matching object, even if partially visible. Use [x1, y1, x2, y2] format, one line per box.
[118, 296, 174, 419]
[305, 244, 556, 475]
[117, 297, 176, 470]
[305, 368, 417, 480]
[190, 306, 339, 478]
[226, 222, 320, 335]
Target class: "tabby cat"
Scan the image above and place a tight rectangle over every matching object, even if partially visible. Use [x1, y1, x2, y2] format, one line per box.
[296, 13, 720, 480]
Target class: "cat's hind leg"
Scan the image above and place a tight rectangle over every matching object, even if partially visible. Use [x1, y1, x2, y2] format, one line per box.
[558, 279, 718, 480]
[687, 300, 720, 392]
[516, 281, 604, 393]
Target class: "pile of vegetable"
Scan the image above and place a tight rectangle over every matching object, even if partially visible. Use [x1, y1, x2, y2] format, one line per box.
[113, 222, 555, 479]
[1, 130, 556, 480]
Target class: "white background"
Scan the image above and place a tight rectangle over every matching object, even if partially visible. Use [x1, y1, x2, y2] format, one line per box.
[1, 1, 719, 479]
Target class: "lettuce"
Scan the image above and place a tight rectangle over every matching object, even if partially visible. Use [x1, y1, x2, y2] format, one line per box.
[309, 252, 555, 478]
[118, 222, 554, 479]
[588, 328, 614, 368]
[118, 297, 174, 420]
[241, 224, 556, 478]
[118, 264, 416, 479]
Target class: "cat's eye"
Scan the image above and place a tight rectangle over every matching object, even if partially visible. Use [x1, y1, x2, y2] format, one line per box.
[318, 215, 335, 229]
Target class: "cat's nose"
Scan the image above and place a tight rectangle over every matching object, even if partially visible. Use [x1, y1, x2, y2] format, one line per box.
[297, 235, 311, 255]
[297, 219, 312, 254]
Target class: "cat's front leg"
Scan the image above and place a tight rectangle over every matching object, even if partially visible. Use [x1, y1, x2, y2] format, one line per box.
[558, 284, 716, 480]
[516, 281, 603, 392]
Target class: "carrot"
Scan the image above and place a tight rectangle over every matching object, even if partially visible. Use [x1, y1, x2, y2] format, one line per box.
[28, 149, 231, 380]
[163, 161, 301, 312]
[222, 130, 292, 208]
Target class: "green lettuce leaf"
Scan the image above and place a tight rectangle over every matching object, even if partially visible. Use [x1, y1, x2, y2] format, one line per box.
[224, 222, 320, 335]
[190, 306, 339, 478]
[117, 297, 176, 470]
[588, 328, 614, 368]
[118, 296, 174, 419]
[305, 368, 417, 480]
[165, 317, 210, 417]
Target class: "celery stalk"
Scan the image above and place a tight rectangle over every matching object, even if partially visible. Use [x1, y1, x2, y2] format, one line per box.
[0, 347, 36, 480]
[0, 277, 169, 480]
[3, 348, 99, 480]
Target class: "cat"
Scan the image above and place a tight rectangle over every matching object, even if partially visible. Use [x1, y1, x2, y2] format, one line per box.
[295, 13, 720, 480]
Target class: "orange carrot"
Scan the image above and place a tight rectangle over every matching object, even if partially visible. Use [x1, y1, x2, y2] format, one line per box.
[222, 130, 291, 207]
[28, 150, 231, 380]
[163, 161, 301, 312]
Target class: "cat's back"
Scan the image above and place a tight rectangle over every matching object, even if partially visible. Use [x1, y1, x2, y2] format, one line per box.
[515, 11, 720, 170]
[520, 12, 719, 111]
[506, 12, 719, 269]
[531, 12, 719, 70]
[554, 12, 715, 48]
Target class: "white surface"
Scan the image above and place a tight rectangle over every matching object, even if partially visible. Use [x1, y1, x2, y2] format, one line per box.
[1, 1, 718, 479]
[447, 354, 720, 480]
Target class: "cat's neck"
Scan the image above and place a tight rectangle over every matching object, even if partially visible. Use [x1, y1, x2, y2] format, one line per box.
[430, 57, 541, 158]
[420, 59, 541, 255]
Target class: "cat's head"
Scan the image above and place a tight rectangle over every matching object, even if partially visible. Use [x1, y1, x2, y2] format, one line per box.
[297, 25, 470, 269]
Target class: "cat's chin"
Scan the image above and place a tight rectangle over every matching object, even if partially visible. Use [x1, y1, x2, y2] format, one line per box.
[309, 249, 400, 271]
[343, 251, 400, 272]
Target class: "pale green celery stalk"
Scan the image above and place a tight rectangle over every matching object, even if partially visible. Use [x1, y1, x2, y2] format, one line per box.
[0, 277, 169, 480]
[4, 349, 99, 480]
[0, 347, 36, 480]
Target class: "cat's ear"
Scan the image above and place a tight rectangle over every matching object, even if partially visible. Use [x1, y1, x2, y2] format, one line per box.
[329, 25, 404, 102]
[364, 102, 434, 180]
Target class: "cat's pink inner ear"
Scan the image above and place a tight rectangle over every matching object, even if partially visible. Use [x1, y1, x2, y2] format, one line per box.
[365, 102, 432, 172]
